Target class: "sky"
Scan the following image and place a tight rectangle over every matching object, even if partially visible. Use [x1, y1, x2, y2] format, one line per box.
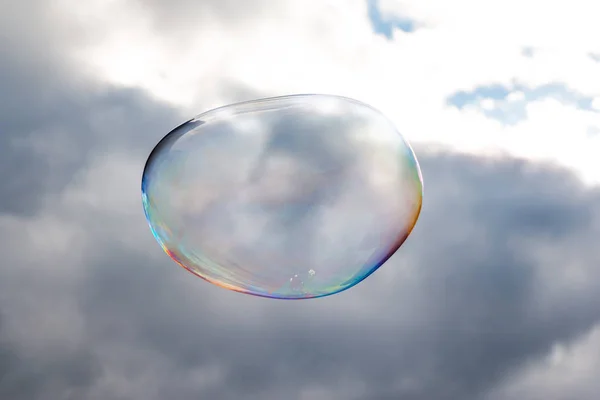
[1, 0, 600, 399]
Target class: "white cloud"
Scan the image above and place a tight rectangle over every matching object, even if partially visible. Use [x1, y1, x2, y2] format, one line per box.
[58, 0, 600, 186]
[480, 98, 495, 110]
[378, 0, 600, 52]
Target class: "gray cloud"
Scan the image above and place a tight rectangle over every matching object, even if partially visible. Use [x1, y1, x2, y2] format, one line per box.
[142, 0, 277, 28]
[74, 150, 600, 400]
[1, 1, 600, 399]
[4, 128, 600, 400]
[0, 21, 179, 208]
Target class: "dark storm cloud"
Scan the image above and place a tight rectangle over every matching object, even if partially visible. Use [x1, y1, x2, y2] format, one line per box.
[386, 152, 600, 399]
[66, 149, 600, 400]
[2, 1, 600, 400]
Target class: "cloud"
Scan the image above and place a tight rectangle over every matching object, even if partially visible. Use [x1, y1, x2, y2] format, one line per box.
[488, 323, 600, 400]
[0, 0, 183, 216]
[3, 107, 600, 399]
[377, 0, 600, 51]
[63, 0, 600, 189]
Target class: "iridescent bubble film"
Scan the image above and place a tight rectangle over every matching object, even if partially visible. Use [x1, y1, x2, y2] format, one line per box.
[142, 94, 423, 299]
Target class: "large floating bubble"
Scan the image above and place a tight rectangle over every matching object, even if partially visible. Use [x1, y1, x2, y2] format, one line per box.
[142, 94, 423, 299]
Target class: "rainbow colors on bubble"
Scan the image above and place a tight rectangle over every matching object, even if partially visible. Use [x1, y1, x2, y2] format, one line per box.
[141, 94, 423, 299]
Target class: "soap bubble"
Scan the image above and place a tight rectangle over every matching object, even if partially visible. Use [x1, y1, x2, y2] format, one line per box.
[141, 94, 423, 299]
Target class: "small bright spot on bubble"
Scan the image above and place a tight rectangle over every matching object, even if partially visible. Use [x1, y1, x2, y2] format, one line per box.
[289, 274, 304, 293]
[141, 94, 423, 299]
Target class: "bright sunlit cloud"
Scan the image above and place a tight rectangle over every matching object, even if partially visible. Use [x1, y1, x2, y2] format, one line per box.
[61, 0, 600, 186]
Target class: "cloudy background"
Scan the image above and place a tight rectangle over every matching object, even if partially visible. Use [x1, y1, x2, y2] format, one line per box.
[1, 0, 600, 399]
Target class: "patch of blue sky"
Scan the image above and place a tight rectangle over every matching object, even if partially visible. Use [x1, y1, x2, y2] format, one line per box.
[449, 85, 513, 109]
[447, 83, 598, 126]
[367, 0, 415, 39]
